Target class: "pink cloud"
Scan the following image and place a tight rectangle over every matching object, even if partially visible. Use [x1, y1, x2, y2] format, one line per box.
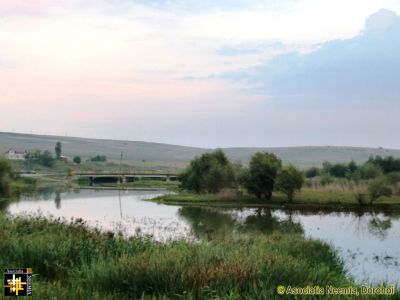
[0, 0, 67, 15]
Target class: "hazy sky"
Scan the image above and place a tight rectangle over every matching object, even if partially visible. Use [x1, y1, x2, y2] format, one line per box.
[1, 0, 400, 148]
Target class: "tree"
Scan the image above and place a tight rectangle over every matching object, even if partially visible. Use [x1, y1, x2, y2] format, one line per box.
[368, 177, 392, 204]
[55, 141, 62, 160]
[25, 149, 55, 167]
[73, 156, 81, 164]
[0, 156, 14, 196]
[275, 165, 304, 202]
[329, 163, 348, 178]
[90, 155, 107, 162]
[243, 152, 282, 200]
[367, 155, 400, 174]
[359, 163, 382, 179]
[305, 167, 320, 178]
[179, 150, 235, 194]
[322, 161, 332, 174]
[41, 150, 55, 167]
[348, 161, 358, 174]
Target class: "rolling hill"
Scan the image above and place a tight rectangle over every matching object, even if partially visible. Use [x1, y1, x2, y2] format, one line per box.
[1, 132, 400, 168]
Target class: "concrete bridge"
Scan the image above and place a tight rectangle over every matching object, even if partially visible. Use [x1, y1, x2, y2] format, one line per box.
[74, 172, 178, 184]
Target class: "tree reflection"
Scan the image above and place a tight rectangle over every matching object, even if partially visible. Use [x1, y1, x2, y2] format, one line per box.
[368, 216, 392, 239]
[242, 208, 303, 234]
[178, 207, 303, 240]
[178, 207, 236, 240]
[54, 191, 61, 209]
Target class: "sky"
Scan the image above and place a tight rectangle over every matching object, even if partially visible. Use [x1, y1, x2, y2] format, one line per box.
[1, 0, 400, 148]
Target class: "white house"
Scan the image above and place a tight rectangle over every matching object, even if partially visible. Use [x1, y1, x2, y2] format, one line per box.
[4, 149, 26, 160]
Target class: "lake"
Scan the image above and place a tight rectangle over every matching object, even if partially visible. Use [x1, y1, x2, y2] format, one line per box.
[6, 189, 400, 286]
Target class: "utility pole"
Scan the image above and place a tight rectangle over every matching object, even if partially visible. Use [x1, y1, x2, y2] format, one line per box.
[119, 151, 123, 184]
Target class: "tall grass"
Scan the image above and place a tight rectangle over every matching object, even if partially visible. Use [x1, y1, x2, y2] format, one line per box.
[0, 214, 368, 299]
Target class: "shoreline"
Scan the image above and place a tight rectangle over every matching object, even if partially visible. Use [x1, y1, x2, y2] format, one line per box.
[151, 191, 400, 212]
[78, 185, 168, 191]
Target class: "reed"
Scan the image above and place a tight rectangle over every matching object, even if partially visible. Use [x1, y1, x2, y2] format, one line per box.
[0, 214, 355, 299]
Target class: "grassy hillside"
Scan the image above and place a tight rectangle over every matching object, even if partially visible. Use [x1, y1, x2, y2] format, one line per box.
[1, 132, 400, 168]
[223, 146, 400, 167]
[0, 132, 206, 163]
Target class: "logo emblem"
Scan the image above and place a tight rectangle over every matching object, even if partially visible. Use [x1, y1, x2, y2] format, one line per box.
[4, 268, 32, 297]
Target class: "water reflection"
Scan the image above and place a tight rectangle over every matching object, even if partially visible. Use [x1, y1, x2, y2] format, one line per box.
[54, 191, 61, 209]
[179, 207, 304, 240]
[368, 217, 392, 239]
[179, 207, 237, 240]
[242, 208, 303, 234]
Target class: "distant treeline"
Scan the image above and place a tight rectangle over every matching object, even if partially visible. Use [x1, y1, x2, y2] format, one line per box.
[179, 151, 400, 205]
[21, 141, 108, 167]
[305, 155, 400, 180]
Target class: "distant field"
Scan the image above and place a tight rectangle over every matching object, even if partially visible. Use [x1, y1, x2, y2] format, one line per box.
[1, 132, 400, 168]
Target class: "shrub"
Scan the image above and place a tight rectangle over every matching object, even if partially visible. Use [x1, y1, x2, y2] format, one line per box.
[358, 163, 382, 180]
[275, 165, 304, 202]
[0, 156, 14, 196]
[329, 164, 348, 178]
[347, 161, 358, 174]
[41, 150, 55, 167]
[25, 149, 55, 167]
[386, 172, 400, 184]
[367, 177, 392, 204]
[73, 156, 81, 164]
[305, 167, 320, 178]
[320, 174, 334, 186]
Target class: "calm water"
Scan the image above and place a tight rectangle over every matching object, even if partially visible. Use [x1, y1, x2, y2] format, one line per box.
[6, 189, 400, 286]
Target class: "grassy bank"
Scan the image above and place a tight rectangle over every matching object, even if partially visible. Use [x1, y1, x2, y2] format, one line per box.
[152, 188, 400, 210]
[0, 213, 361, 299]
[9, 177, 37, 195]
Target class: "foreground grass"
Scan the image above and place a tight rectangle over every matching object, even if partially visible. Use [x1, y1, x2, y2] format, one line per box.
[0, 213, 374, 299]
[153, 188, 400, 210]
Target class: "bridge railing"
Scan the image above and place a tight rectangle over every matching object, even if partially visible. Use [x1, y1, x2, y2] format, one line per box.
[73, 171, 179, 176]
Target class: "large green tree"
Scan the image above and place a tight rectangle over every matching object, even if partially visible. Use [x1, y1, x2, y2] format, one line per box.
[243, 152, 282, 200]
[179, 150, 235, 194]
[275, 165, 304, 202]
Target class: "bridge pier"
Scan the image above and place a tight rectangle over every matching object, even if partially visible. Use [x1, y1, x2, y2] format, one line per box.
[118, 175, 127, 184]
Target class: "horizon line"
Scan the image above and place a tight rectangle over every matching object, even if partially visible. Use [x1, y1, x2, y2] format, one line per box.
[1, 131, 398, 151]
